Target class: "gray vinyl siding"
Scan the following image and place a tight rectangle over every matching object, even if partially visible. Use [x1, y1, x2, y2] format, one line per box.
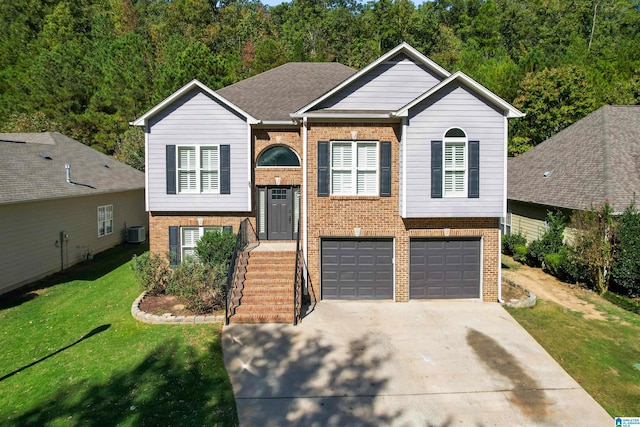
[147, 89, 250, 212]
[507, 200, 574, 243]
[318, 61, 442, 111]
[403, 83, 505, 217]
[0, 190, 147, 295]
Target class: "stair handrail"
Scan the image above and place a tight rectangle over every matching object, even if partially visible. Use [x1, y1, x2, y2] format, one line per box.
[226, 218, 257, 325]
[293, 215, 305, 325]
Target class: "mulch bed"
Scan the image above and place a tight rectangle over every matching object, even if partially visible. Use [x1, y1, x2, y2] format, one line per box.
[501, 279, 529, 302]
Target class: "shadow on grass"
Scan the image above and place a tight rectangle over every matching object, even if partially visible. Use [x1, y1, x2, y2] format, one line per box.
[10, 338, 238, 426]
[0, 325, 111, 382]
[0, 242, 148, 310]
[223, 324, 402, 426]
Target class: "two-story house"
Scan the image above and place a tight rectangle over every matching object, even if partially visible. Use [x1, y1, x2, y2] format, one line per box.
[132, 43, 523, 323]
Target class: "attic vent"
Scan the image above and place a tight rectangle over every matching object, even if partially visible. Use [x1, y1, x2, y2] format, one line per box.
[100, 162, 110, 168]
[389, 53, 411, 62]
[543, 171, 552, 178]
[40, 153, 53, 160]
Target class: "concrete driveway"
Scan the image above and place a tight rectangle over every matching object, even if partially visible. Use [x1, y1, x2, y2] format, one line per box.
[222, 301, 612, 426]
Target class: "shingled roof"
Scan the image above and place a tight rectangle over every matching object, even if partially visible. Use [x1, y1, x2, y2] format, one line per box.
[508, 105, 640, 212]
[216, 62, 356, 121]
[0, 132, 144, 205]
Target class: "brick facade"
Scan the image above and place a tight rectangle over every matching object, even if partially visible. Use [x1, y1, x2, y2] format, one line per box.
[254, 129, 303, 187]
[305, 122, 501, 302]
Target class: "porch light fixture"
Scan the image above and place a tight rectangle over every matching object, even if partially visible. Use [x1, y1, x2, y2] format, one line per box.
[443, 228, 450, 237]
[354, 227, 361, 237]
[198, 217, 203, 226]
[275, 135, 282, 144]
[275, 177, 281, 185]
[351, 130, 358, 140]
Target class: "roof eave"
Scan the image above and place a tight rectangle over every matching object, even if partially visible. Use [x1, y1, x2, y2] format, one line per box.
[290, 112, 397, 120]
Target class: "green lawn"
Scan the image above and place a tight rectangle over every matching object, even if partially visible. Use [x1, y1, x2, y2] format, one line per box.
[506, 297, 640, 417]
[0, 244, 238, 426]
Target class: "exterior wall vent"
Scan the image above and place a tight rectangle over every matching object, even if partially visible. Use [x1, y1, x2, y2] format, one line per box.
[127, 226, 146, 243]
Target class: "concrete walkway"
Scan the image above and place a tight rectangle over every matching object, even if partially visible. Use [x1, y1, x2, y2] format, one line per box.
[222, 301, 612, 426]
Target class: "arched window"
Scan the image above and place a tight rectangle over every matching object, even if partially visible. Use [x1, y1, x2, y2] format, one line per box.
[257, 145, 300, 167]
[443, 128, 467, 197]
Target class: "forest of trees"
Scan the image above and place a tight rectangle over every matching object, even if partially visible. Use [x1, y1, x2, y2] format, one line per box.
[1, 0, 639, 169]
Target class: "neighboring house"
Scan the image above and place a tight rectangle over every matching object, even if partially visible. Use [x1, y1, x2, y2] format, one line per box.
[507, 105, 640, 242]
[0, 132, 147, 295]
[132, 43, 523, 321]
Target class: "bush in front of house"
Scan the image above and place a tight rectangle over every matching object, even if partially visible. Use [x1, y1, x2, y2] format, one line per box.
[195, 230, 236, 269]
[526, 211, 567, 267]
[132, 253, 172, 295]
[502, 232, 527, 256]
[611, 204, 640, 297]
[513, 244, 528, 263]
[166, 258, 227, 314]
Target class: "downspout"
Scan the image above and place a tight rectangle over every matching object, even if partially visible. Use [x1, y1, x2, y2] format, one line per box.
[302, 117, 308, 272]
[498, 116, 508, 303]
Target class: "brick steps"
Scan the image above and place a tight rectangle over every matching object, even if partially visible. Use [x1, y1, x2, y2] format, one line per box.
[228, 248, 297, 324]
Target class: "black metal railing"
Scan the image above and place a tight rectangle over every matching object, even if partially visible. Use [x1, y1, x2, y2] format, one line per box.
[293, 216, 305, 325]
[226, 218, 257, 325]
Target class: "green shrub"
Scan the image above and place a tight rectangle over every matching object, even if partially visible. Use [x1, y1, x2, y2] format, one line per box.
[502, 232, 527, 256]
[526, 239, 546, 267]
[611, 204, 640, 297]
[195, 230, 236, 268]
[513, 244, 528, 263]
[131, 253, 171, 295]
[603, 291, 640, 315]
[167, 258, 226, 314]
[543, 251, 578, 282]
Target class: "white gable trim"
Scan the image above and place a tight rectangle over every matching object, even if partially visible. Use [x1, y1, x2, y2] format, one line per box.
[131, 79, 259, 126]
[394, 71, 525, 119]
[293, 43, 451, 116]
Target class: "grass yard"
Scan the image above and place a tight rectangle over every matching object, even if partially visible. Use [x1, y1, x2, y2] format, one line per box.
[0, 244, 238, 426]
[506, 297, 640, 417]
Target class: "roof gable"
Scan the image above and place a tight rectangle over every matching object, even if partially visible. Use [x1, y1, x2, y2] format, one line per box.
[0, 132, 144, 205]
[294, 43, 450, 116]
[132, 80, 258, 127]
[508, 105, 640, 212]
[396, 71, 524, 119]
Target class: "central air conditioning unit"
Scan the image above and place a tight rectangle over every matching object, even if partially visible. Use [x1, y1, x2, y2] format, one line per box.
[127, 226, 146, 243]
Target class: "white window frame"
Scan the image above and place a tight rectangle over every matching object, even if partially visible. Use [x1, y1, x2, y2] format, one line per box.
[330, 140, 379, 196]
[97, 205, 113, 237]
[177, 145, 220, 194]
[180, 226, 223, 260]
[501, 211, 512, 235]
[443, 128, 468, 198]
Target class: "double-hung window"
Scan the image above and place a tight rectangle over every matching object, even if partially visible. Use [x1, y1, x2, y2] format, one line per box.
[443, 129, 467, 197]
[181, 226, 222, 260]
[331, 141, 378, 195]
[97, 205, 113, 237]
[177, 146, 219, 193]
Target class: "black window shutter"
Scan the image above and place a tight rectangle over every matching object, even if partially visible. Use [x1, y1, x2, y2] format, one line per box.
[468, 140, 480, 198]
[168, 226, 180, 267]
[166, 145, 176, 194]
[431, 140, 442, 198]
[380, 141, 391, 197]
[220, 145, 230, 194]
[317, 141, 329, 197]
[222, 225, 233, 233]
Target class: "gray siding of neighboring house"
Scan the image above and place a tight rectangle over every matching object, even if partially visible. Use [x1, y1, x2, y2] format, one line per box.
[147, 89, 250, 212]
[0, 190, 147, 295]
[403, 83, 505, 217]
[318, 60, 443, 111]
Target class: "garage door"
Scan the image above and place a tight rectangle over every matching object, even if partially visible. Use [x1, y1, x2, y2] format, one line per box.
[410, 239, 480, 299]
[321, 239, 393, 300]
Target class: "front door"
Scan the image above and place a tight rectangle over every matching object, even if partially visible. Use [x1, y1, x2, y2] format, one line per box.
[268, 188, 292, 240]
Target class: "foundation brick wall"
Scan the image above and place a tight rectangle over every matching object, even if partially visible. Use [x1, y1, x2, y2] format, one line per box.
[149, 212, 255, 258]
[306, 122, 501, 302]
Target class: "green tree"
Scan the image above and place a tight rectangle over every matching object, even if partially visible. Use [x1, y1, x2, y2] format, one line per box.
[513, 65, 598, 148]
[611, 202, 640, 297]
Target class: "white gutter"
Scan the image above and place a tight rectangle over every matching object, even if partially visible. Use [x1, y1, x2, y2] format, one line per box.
[498, 116, 508, 303]
[145, 124, 150, 212]
[401, 117, 407, 217]
[290, 112, 396, 120]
